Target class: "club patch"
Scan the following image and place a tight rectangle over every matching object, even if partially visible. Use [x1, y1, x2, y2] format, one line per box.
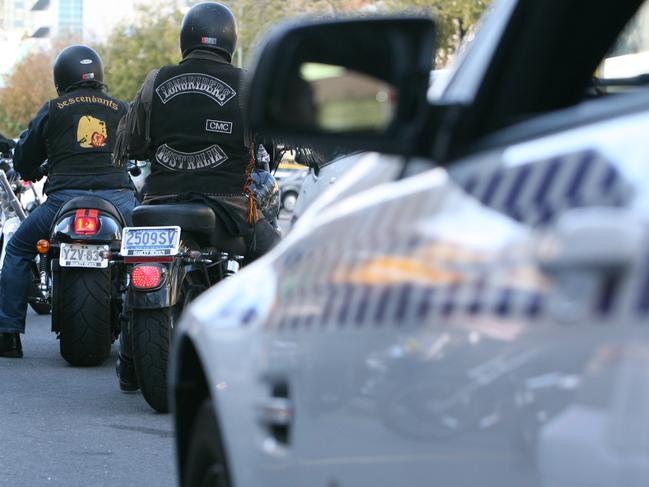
[155, 73, 236, 106]
[77, 115, 107, 148]
[205, 119, 233, 134]
[155, 144, 228, 171]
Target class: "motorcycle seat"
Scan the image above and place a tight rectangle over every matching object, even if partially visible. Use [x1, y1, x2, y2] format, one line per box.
[131, 204, 248, 255]
[55, 196, 125, 226]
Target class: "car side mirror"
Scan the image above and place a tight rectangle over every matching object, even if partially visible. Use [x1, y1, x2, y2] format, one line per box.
[244, 16, 436, 156]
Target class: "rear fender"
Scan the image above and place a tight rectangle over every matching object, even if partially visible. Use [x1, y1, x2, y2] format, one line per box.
[51, 212, 122, 248]
[126, 260, 186, 310]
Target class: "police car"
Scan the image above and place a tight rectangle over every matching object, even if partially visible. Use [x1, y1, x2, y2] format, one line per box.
[171, 1, 649, 486]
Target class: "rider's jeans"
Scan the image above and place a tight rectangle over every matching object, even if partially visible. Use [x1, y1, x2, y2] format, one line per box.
[0, 189, 136, 333]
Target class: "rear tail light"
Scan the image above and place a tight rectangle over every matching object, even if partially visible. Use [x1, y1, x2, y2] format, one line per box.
[74, 209, 99, 235]
[131, 265, 163, 289]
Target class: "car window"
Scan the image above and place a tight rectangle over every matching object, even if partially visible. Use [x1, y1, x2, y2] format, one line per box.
[596, 2, 649, 91]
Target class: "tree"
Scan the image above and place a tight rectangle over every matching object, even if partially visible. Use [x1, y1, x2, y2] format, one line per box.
[0, 0, 491, 138]
[381, 0, 492, 65]
[0, 47, 58, 138]
[226, 0, 362, 66]
[98, 2, 184, 102]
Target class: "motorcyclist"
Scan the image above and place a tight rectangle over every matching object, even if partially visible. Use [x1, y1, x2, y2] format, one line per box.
[113, 2, 281, 390]
[0, 45, 137, 358]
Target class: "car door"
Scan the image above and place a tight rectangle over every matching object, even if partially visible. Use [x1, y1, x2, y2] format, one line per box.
[252, 94, 649, 487]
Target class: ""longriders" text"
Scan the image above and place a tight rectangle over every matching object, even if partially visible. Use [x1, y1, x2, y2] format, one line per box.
[155, 73, 236, 106]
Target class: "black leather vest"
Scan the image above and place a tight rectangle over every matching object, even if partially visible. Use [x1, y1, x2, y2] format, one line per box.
[46, 88, 127, 176]
[145, 57, 249, 196]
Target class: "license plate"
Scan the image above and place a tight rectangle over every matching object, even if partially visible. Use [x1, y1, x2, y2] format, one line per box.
[60, 243, 109, 268]
[120, 226, 181, 257]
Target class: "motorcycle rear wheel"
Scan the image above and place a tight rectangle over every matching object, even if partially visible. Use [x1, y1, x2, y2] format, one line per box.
[58, 268, 112, 366]
[132, 307, 176, 413]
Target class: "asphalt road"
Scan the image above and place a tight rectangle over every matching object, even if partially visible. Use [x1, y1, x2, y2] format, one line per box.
[0, 212, 293, 487]
[0, 310, 176, 487]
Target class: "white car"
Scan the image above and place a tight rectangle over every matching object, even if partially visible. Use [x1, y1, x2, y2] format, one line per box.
[171, 1, 649, 486]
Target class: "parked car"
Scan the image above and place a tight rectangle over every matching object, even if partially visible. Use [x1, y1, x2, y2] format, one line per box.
[277, 167, 307, 212]
[171, 1, 649, 487]
[290, 152, 363, 226]
[273, 160, 308, 211]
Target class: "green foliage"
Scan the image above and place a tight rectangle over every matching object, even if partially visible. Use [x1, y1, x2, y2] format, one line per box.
[0, 0, 490, 136]
[98, 1, 184, 102]
[226, 0, 354, 66]
[382, 0, 492, 65]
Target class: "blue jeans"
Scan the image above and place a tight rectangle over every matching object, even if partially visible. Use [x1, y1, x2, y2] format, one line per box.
[0, 189, 137, 333]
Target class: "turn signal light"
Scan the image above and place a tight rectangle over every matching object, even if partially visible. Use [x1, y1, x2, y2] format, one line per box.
[131, 265, 162, 289]
[36, 240, 50, 254]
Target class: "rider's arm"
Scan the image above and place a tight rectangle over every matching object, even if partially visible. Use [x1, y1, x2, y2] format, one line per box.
[0, 131, 15, 155]
[14, 102, 49, 180]
[114, 69, 159, 166]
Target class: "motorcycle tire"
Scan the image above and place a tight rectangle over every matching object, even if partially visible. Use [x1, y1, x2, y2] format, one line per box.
[58, 268, 112, 366]
[132, 307, 175, 413]
[183, 399, 230, 487]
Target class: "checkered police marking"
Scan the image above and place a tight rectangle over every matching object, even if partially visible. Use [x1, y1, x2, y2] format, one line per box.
[459, 150, 629, 227]
[261, 149, 639, 332]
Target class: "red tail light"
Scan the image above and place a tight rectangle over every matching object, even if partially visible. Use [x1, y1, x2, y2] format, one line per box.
[74, 209, 99, 235]
[131, 265, 162, 289]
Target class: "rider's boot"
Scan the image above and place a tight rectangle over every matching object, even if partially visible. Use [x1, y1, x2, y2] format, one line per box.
[116, 352, 138, 392]
[0, 332, 22, 358]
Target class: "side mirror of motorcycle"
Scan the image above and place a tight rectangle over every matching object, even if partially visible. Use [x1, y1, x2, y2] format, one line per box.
[244, 16, 437, 158]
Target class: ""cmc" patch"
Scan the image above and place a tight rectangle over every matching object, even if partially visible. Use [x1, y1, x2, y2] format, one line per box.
[205, 119, 233, 134]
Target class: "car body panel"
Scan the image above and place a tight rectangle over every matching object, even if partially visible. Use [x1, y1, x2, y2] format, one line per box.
[175, 98, 649, 486]
[291, 153, 366, 226]
[290, 152, 404, 231]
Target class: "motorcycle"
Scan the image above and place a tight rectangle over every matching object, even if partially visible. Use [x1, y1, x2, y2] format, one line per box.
[0, 152, 50, 315]
[35, 162, 142, 366]
[119, 166, 280, 412]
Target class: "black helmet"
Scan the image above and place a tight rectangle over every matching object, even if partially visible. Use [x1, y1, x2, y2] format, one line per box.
[53, 45, 104, 95]
[180, 2, 237, 61]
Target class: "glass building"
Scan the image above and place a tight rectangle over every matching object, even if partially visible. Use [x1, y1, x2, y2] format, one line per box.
[58, 0, 82, 35]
